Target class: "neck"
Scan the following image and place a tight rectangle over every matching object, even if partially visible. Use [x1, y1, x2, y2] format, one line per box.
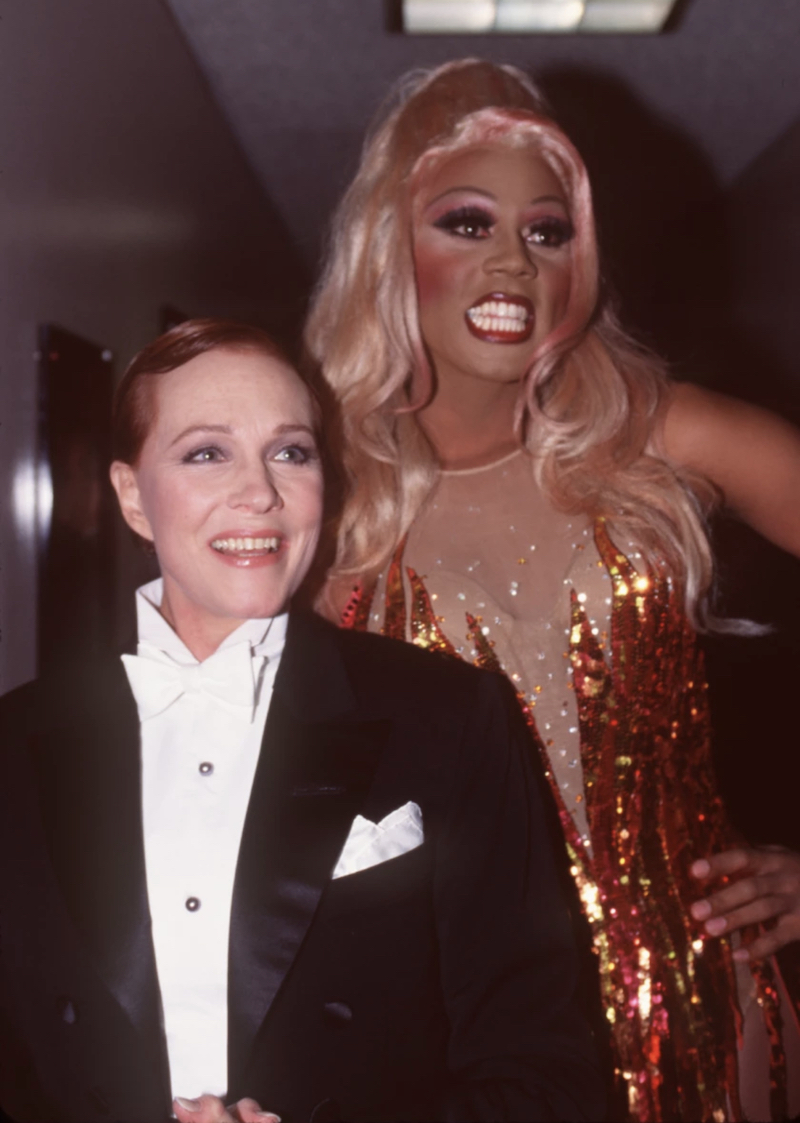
[159, 590, 244, 663]
[418, 373, 521, 470]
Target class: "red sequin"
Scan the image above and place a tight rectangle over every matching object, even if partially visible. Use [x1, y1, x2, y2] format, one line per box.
[345, 522, 794, 1121]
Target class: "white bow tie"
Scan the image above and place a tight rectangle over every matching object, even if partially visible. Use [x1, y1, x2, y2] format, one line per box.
[121, 640, 259, 722]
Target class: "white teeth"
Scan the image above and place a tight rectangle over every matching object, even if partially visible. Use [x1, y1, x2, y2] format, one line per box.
[467, 299, 530, 334]
[211, 536, 280, 553]
[467, 311, 528, 335]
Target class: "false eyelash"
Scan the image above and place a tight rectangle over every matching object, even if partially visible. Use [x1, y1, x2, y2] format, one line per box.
[433, 205, 494, 233]
[527, 216, 574, 247]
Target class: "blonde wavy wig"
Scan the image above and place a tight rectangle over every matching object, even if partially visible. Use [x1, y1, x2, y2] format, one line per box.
[305, 59, 721, 628]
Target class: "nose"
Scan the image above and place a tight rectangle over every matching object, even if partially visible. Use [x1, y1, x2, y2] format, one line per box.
[227, 461, 283, 514]
[484, 230, 537, 279]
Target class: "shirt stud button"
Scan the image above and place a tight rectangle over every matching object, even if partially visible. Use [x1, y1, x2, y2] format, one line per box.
[185, 897, 201, 912]
[57, 997, 78, 1024]
[322, 1001, 353, 1026]
[199, 762, 214, 775]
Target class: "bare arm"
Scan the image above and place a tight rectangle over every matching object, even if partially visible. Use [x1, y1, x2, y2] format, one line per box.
[660, 383, 800, 958]
[659, 381, 800, 558]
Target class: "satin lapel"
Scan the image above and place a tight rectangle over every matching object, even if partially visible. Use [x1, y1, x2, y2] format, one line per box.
[228, 613, 389, 1084]
[32, 658, 168, 1094]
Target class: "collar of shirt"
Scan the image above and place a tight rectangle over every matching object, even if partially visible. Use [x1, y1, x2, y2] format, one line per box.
[126, 578, 288, 719]
[135, 577, 288, 666]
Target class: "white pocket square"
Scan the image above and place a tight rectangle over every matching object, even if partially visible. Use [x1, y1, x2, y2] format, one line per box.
[332, 801, 424, 879]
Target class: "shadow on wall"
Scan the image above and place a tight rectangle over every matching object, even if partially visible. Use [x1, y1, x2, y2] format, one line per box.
[535, 69, 800, 850]
[538, 68, 723, 353]
[703, 119, 800, 853]
[540, 67, 799, 414]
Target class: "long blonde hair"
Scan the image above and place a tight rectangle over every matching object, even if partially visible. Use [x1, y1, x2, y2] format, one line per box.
[305, 59, 718, 627]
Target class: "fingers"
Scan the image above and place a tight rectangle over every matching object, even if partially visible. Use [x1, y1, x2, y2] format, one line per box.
[733, 915, 800, 962]
[691, 870, 785, 923]
[174, 1096, 236, 1123]
[690, 845, 800, 959]
[232, 1099, 280, 1123]
[691, 848, 752, 881]
[696, 890, 790, 936]
[173, 1096, 279, 1123]
[691, 846, 794, 883]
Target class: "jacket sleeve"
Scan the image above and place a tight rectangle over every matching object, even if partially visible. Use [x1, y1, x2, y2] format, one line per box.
[433, 670, 605, 1122]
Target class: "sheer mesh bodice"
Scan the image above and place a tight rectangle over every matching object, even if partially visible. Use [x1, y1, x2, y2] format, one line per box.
[366, 449, 632, 840]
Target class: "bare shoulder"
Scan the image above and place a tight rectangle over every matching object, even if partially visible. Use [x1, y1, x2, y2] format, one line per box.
[659, 381, 800, 557]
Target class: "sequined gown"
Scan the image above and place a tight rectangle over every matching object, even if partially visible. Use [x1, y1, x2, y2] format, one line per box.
[343, 449, 797, 1122]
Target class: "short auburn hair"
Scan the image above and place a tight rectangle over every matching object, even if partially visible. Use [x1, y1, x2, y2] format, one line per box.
[112, 318, 309, 465]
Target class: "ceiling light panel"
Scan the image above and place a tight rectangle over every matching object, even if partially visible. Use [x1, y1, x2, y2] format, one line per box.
[402, 0, 678, 33]
[495, 2, 586, 31]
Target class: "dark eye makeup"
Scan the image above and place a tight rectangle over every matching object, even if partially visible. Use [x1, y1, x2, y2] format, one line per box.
[432, 205, 573, 248]
[432, 206, 494, 238]
[525, 216, 574, 248]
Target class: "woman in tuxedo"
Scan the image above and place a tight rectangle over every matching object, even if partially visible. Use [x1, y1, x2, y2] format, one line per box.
[0, 318, 602, 1123]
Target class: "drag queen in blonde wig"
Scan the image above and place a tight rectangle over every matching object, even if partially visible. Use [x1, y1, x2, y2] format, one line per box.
[306, 59, 800, 1121]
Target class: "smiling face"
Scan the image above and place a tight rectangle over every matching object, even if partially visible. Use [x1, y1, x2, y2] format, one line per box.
[110, 347, 324, 658]
[413, 142, 574, 393]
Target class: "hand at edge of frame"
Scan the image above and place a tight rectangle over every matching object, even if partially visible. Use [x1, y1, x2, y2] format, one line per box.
[173, 1093, 280, 1123]
[690, 845, 800, 961]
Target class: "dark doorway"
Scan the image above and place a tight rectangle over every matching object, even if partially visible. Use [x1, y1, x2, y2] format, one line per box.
[37, 325, 116, 673]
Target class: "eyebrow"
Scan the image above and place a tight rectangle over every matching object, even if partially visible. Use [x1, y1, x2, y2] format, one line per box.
[168, 422, 317, 448]
[425, 186, 567, 209]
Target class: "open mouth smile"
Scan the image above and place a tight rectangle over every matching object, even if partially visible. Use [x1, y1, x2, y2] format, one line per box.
[465, 293, 534, 343]
[211, 535, 281, 557]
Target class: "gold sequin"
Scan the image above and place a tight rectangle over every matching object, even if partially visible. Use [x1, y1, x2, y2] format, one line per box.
[344, 518, 793, 1121]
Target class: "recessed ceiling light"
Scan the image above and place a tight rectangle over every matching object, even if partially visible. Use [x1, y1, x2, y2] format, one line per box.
[404, 0, 496, 32]
[495, 2, 586, 31]
[402, 0, 678, 33]
[579, 0, 675, 30]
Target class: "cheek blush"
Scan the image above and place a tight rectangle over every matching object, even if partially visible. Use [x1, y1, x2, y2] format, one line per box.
[414, 244, 454, 308]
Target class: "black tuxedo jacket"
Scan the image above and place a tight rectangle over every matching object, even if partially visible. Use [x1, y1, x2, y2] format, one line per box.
[0, 611, 602, 1123]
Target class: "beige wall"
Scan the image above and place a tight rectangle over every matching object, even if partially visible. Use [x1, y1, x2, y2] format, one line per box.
[0, 0, 307, 692]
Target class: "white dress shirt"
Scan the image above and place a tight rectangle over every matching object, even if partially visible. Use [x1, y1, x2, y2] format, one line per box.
[121, 579, 287, 1102]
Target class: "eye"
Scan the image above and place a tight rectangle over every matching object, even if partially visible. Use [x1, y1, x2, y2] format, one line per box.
[273, 442, 318, 466]
[432, 206, 494, 239]
[524, 216, 574, 249]
[183, 445, 226, 464]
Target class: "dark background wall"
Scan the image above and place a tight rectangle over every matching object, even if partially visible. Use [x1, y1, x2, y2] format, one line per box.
[697, 128, 800, 851]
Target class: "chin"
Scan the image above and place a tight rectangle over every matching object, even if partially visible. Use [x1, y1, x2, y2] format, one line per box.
[200, 580, 289, 626]
[226, 592, 290, 621]
[466, 361, 529, 386]
[456, 347, 534, 384]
